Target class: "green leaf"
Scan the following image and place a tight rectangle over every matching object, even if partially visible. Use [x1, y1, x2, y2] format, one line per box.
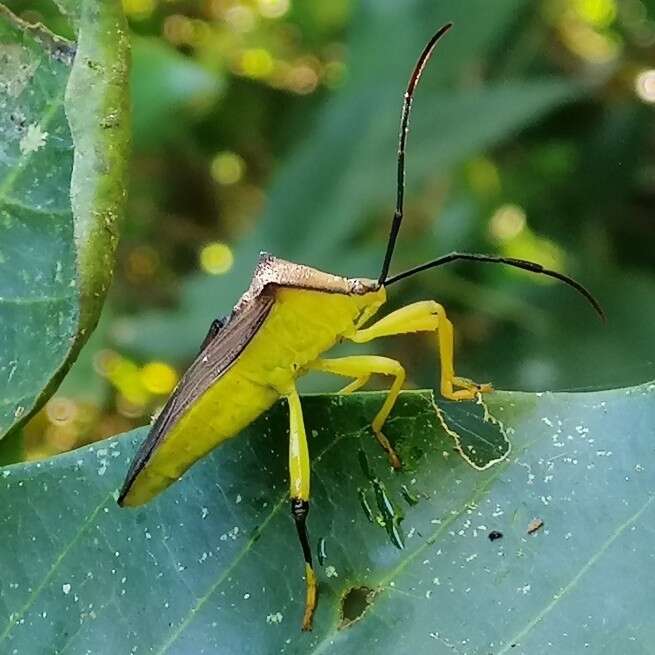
[0, 2, 129, 438]
[1, 383, 653, 653]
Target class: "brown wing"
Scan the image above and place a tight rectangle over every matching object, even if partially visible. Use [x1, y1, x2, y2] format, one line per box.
[118, 292, 275, 504]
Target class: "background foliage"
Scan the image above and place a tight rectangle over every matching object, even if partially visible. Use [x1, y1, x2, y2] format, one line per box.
[4, 0, 654, 461]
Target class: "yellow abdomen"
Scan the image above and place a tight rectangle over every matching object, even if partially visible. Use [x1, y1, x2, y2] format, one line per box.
[121, 288, 375, 505]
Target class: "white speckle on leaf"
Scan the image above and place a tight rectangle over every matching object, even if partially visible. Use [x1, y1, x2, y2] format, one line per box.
[19, 123, 48, 154]
[62, 584, 71, 595]
[0, 45, 40, 97]
[201, 507, 209, 519]
[266, 612, 283, 624]
[325, 566, 338, 578]
[220, 526, 240, 541]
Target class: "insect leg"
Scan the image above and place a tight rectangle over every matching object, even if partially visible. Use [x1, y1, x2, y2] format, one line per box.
[338, 373, 371, 394]
[309, 356, 405, 469]
[349, 301, 492, 401]
[285, 386, 317, 631]
[197, 316, 226, 352]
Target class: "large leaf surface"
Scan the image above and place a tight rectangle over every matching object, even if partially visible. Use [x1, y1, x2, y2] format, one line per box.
[0, 2, 129, 438]
[0, 384, 653, 654]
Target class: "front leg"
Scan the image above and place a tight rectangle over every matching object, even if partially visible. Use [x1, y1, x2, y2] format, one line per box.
[350, 300, 492, 401]
[285, 387, 317, 631]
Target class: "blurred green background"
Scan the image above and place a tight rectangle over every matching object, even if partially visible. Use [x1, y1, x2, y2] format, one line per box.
[7, 0, 654, 460]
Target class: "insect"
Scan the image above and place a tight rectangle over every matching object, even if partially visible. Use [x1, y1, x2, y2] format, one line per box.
[118, 23, 603, 630]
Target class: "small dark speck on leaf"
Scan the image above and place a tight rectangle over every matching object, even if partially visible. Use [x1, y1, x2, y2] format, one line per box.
[339, 586, 377, 629]
[488, 530, 503, 541]
[527, 518, 544, 535]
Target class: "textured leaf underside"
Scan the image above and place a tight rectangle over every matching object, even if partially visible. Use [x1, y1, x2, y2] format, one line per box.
[0, 2, 129, 439]
[0, 385, 653, 654]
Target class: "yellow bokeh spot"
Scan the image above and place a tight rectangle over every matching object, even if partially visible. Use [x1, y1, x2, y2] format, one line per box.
[211, 151, 245, 185]
[467, 157, 501, 196]
[503, 230, 565, 283]
[241, 48, 275, 78]
[560, 19, 620, 63]
[257, 0, 290, 19]
[200, 242, 234, 275]
[122, 0, 155, 19]
[489, 204, 527, 242]
[573, 0, 617, 28]
[141, 362, 179, 395]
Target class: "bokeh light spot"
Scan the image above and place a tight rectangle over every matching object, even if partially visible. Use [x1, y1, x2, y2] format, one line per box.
[467, 157, 501, 196]
[211, 151, 245, 185]
[489, 204, 527, 242]
[573, 0, 617, 28]
[141, 362, 178, 395]
[163, 14, 194, 45]
[257, 0, 290, 19]
[286, 63, 319, 94]
[559, 19, 621, 63]
[122, 0, 155, 20]
[225, 5, 256, 32]
[635, 70, 655, 103]
[200, 242, 234, 275]
[241, 48, 275, 78]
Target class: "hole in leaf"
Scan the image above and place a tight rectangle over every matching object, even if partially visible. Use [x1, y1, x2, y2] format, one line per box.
[339, 586, 377, 628]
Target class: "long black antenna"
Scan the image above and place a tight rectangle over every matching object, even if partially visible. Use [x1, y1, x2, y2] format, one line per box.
[385, 251, 605, 321]
[378, 22, 453, 285]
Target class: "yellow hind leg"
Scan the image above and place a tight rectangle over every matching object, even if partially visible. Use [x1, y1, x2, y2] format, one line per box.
[349, 300, 492, 401]
[309, 356, 405, 469]
[285, 386, 317, 631]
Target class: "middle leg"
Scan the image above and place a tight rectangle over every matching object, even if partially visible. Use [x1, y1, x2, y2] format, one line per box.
[309, 355, 405, 469]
